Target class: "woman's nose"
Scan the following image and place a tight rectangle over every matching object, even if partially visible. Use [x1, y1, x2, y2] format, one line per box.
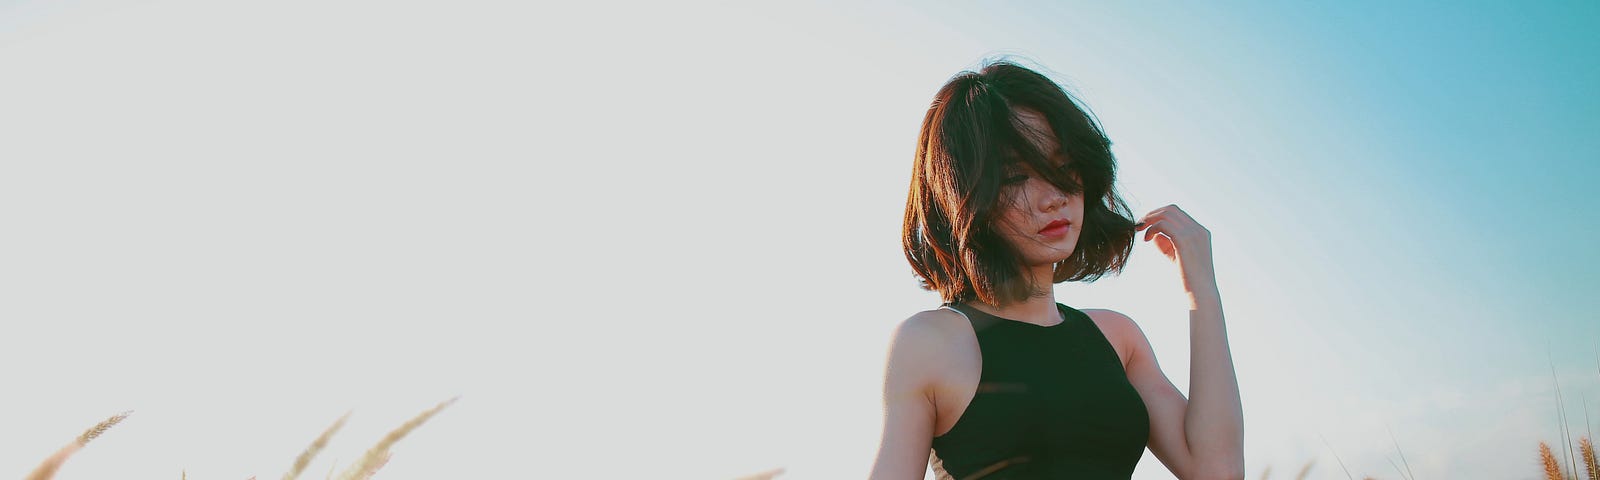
[1037, 181, 1069, 212]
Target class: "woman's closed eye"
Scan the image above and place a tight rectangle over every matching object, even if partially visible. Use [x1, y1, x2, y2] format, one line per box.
[1003, 158, 1074, 186]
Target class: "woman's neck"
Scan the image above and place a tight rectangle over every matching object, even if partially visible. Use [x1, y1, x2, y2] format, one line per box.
[964, 291, 1062, 326]
[961, 262, 1063, 326]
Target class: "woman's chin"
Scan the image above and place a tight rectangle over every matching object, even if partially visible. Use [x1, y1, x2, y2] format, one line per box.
[1030, 251, 1074, 266]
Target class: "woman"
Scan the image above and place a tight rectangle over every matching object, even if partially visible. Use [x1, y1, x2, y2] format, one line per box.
[868, 61, 1245, 480]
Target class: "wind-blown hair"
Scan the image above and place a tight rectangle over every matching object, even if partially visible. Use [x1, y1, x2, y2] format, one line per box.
[902, 61, 1137, 306]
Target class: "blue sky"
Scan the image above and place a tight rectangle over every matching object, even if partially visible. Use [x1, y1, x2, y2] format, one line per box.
[834, 2, 1599, 478]
[1, 0, 1595, 479]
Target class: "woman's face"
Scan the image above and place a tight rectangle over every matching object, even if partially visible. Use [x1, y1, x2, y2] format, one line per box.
[992, 108, 1084, 267]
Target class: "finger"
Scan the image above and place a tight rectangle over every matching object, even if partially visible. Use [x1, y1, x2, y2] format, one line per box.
[1142, 219, 1169, 243]
[1139, 205, 1200, 233]
[1139, 206, 1173, 225]
[1138, 211, 1171, 233]
[1135, 214, 1157, 230]
[1155, 233, 1178, 258]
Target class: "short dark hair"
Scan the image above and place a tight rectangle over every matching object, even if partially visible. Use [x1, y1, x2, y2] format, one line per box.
[902, 60, 1137, 306]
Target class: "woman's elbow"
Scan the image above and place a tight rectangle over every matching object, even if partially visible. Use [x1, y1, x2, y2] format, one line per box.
[1190, 460, 1246, 480]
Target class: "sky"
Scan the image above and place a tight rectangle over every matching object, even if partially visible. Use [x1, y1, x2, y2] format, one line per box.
[0, 0, 1596, 479]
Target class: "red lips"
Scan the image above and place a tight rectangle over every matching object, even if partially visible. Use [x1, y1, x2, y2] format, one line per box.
[1038, 219, 1072, 236]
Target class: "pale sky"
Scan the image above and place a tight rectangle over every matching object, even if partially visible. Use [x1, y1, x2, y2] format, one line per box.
[2, 1, 1597, 479]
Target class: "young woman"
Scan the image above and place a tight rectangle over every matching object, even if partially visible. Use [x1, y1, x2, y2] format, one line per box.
[868, 61, 1245, 480]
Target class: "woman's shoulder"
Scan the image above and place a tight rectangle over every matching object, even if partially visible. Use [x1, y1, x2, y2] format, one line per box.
[1076, 308, 1140, 367]
[882, 307, 972, 391]
[1076, 307, 1136, 329]
[890, 307, 971, 348]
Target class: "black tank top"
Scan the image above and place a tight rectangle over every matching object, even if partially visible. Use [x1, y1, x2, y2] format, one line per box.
[929, 302, 1150, 479]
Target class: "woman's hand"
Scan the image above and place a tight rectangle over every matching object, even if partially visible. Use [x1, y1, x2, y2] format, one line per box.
[1134, 204, 1217, 296]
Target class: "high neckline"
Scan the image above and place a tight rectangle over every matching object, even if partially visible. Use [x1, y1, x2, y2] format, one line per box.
[950, 302, 1068, 328]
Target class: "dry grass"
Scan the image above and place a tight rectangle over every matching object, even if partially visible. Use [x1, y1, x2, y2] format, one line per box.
[284, 411, 350, 480]
[330, 396, 456, 480]
[24, 399, 455, 480]
[1582, 436, 1599, 480]
[1254, 459, 1315, 480]
[28, 387, 1600, 480]
[1292, 460, 1315, 480]
[76, 411, 131, 446]
[1536, 436, 1600, 480]
[25, 410, 131, 480]
[1542, 441, 1564, 480]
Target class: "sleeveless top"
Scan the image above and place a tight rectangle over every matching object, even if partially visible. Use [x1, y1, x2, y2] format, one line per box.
[929, 302, 1150, 480]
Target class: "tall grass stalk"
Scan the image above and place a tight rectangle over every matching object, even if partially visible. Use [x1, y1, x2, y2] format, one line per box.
[1386, 456, 1409, 480]
[284, 411, 352, 480]
[26, 410, 131, 480]
[1586, 394, 1595, 464]
[1385, 424, 1415, 480]
[1320, 433, 1355, 480]
[1542, 441, 1564, 480]
[1292, 460, 1314, 480]
[1579, 437, 1597, 480]
[331, 396, 458, 480]
[1554, 349, 1581, 479]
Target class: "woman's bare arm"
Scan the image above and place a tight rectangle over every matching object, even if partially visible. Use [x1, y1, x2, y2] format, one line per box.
[1134, 205, 1245, 480]
[1177, 286, 1244, 480]
[1115, 295, 1244, 480]
[868, 315, 944, 480]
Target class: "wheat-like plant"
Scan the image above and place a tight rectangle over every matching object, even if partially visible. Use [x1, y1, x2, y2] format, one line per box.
[329, 396, 458, 480]
[27, 441, 79, 477]
[284, 411, 351, 480]
[76, 411, 130, 445]
[26, 410, 132, 480]
[1581, 436, 1598, 480]
[1292, 460, 1314, 480]
[1542, 441, 1565, 480]
[20, 398, 458, 480]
